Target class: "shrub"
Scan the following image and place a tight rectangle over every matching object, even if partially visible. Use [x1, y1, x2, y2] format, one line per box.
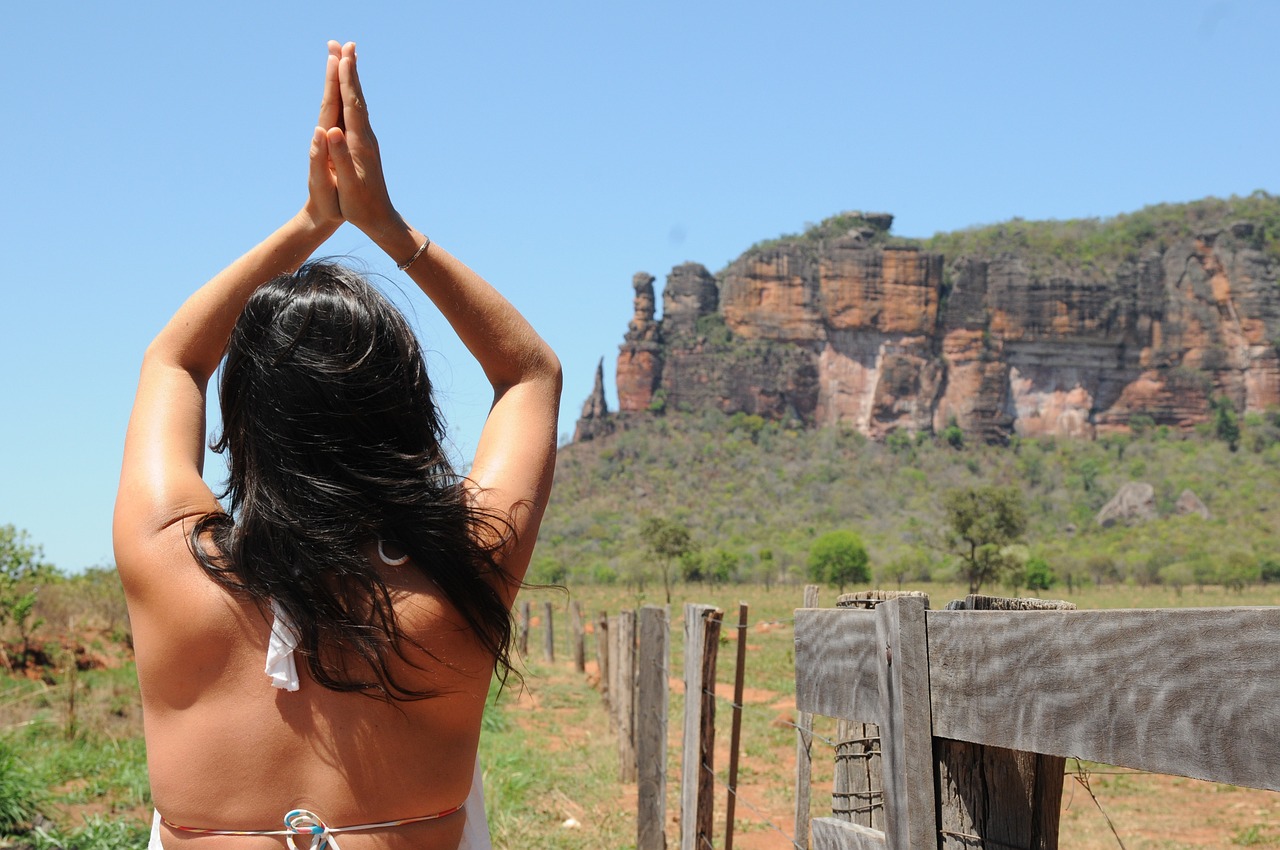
[1023, 557, 1057, 591]
[807, 531, 870, 592]
[0, 742, 44, 832]
[941, 417, 965, 449]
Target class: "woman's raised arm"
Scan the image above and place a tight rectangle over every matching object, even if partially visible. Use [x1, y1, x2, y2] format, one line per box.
[323, 43, 562, 596]
[113, 44, 347, 598]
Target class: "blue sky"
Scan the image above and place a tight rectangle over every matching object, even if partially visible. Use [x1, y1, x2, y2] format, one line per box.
[4, 1, 1277, 571]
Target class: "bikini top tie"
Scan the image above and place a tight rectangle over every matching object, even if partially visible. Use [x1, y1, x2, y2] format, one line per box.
[161, 804, 466, 850]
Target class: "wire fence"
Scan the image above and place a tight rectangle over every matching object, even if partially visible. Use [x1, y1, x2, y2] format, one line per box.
[514, 592, 1273, 850]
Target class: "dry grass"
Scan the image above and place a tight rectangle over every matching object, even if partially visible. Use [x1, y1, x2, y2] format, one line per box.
[0, 577, 1273, 848]
[498, 581, 1280, 849]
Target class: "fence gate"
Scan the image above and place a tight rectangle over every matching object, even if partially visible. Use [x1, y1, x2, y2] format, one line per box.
[795, 596, 1280, 850]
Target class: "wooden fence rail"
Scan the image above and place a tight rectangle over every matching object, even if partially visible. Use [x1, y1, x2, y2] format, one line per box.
[795, 598, 1280, 850]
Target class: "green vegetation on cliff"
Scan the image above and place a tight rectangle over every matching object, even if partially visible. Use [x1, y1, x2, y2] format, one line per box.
[925, 191, 1280, 273]
[539, 409, 1280, 594]
[737, 191, 1280, 274]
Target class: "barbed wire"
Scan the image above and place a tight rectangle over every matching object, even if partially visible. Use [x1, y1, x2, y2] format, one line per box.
[702, 687, 841, 750]
[697, 614, 796, 629]
[1070, 759, 1130, 850]
[701, 759, 807, 850]
[583, 602, 1148, 850]
[937, 829, 1031, 848]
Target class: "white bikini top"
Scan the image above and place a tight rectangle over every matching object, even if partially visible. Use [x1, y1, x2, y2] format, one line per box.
[265, 542, 409, 691]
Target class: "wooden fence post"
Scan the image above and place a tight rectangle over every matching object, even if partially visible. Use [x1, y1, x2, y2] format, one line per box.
[519, 600, 530, 657]
[935, 595, 1074, 850]
[875, 596, 937, 850]
[543, 600, 555, 663]
[637, 605, 670, 850]
[798, 597, 1280, 850]
[794, 585, 819, 850]
[596, 612, 611, 715]
[616, 609, 638, 782]
[833, 590, 929, 831]
[724, 602, 749, 850]
[570, 600, 586, 673]
[681, 603, 723, 850]
[608, 615, 621, 732]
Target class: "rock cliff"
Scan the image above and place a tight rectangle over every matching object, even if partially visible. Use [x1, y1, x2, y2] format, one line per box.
[577, 197, 1280, 442]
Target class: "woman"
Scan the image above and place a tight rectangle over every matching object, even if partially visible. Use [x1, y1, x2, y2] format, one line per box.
[114, 41, 561, 850]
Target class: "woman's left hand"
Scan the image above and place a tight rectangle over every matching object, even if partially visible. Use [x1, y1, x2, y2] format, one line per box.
[302, 41, 344, 229]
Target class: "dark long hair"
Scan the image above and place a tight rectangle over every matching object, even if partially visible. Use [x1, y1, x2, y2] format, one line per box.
[190, 262, 515, 700]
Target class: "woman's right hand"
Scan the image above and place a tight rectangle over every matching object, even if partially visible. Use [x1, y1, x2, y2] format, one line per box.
[324, 42, 405, 240]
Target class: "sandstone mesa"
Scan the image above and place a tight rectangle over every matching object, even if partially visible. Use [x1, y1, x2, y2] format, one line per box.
[575, 197, 1280, 444]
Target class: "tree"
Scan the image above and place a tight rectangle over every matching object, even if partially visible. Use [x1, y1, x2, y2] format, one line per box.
[679, 549, 705, 583]
[757, 549, 776, 590]
[1210, 395, 1240, 451]
[709, 549, 739, 585]
[0, 526, 55, 661]
[942, 486, 1028, 594]
[940, 416, 965, 449]
[808, 531, 870, 593]
[639, 517, 694, 604]
[1023, 556, 1058, 591]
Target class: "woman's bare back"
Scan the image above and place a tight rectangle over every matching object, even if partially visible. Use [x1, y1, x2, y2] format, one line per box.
[133, 535, 492, 849]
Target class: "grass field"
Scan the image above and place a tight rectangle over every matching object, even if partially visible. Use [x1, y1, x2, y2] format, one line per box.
[1, 580, 1276, 849]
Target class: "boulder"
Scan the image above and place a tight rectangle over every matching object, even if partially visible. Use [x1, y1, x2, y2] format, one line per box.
[1174, 488, 1211, 520]
[1096, 482, 1158, 528]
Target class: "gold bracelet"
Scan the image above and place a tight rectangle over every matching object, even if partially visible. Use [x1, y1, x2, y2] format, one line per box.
[397, 236, 431, 271]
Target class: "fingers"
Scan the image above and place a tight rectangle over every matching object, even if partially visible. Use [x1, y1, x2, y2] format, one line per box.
[309, 127, 330, 182]
[306, 126, 341, 226]
[318, 53, 342, 131]
[325, 127, 359, 188]
[337, 42, 372, 138]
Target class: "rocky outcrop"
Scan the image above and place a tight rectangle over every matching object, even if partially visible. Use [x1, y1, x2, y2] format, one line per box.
[573, 359, 614, 443]
[578, 199, 1280, 443]
[1174, 489, 1211, 520]
[616, 273, 661, 413]
[1096, 482, 1158, 527]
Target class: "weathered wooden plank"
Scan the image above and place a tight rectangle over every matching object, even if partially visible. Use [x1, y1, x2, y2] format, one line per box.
[616, 609, 638, 783]
[794, 608, 880, 722]
[681, 604, 719, 850]
[696, 609, 723, 850]
[832, 592, 925, 830]
[811, 817, 887, 850]
[794, 585, 820, 850]
[875, 597, 936, 850]
[543, 600, 555, 662]
[936, 596, 1071, 850]
[927, 606, 1280, 792]
[519, 600, 530, 657]
[725, 602, 749, 850]
[832, 722, 884, 829]
[607, 615, 620, 731]
[596, 612, 611, 715]
[936, 741, 1064, 850]
[637, 605, 669, 850]
[570, 600, 586, 673]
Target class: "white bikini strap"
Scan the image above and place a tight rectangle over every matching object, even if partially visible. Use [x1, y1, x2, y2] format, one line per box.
[266, 600, 301, 691]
